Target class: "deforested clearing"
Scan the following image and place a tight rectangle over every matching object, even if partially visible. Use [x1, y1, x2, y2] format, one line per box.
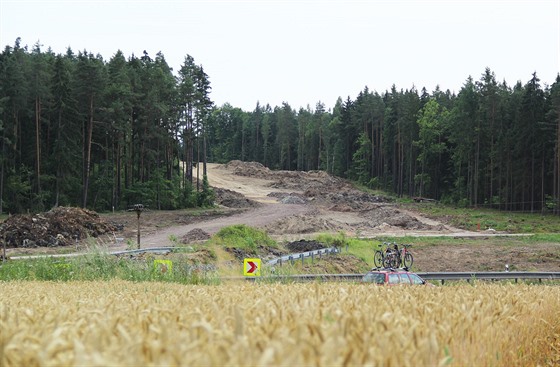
[1, 281, 559, 366]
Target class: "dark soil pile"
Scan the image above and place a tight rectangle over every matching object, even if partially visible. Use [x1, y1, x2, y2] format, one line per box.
[225, 247, 256, 260]
[213, 187, 261, 208]
[0, 207, 116, 248]
[305, 189, 392, 208]
[181, 228, 211, 243]
[364, 207, 433, 230]
[226, 245, 287, 261]
[285, 240, 326, 252]
[280, 196, 306, 204]
[224, 160, 271, 178]
[264, 214, 342, 235]
[266, 192, 307, 204]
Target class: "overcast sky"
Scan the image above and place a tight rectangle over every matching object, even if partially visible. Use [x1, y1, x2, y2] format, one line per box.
[1, 0, 559, 111]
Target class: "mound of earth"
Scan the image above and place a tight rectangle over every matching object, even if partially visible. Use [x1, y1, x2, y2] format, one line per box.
[185, 248, 217, 266]
[223, 161, 352, 193]
[223, 160, 271, 178]
[226, 245, 287, 261]
[265, 214, 343, 235]
[328, 204, 359, 212]
[267, 192, 307, 204]
[269, 173, 350, 193]
[305, 189, 392, 208]
[0, 207, 116, 248]
[213, 187, 261, 208]
[280, 196, 307, 204]
[181, 228, 211, 243]
[364, 207, 434, 230]
[285, 240, 326, 252]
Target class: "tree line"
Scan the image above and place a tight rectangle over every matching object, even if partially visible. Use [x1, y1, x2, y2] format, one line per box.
[207, 71, 560, 214]
[1, 39, 559, 214]
[0, 39, 213, 214]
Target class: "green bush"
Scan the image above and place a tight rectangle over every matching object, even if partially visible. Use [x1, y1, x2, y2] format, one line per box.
[210, 225, 276, 250]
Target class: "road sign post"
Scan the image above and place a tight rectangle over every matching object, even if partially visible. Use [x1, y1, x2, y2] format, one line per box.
[127, 204, 145, 249]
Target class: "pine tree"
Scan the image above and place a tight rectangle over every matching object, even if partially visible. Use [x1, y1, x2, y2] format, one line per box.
[74, 51, 106, 208]
[177, 55, 198, 188]
[1, 39, 31, 212]
[49, 52, 80, 207]
[414, 99, 448, 197]
[547, 75, 560, 214]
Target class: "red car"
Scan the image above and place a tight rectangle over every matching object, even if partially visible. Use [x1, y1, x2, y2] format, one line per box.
[362, 269, 431, 286]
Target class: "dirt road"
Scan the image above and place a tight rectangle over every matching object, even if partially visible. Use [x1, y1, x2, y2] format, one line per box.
[135, 161, 484, 248]
[139, 203, 311, 247]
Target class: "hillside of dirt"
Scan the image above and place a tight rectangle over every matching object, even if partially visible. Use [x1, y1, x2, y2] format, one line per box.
[209, 161, 453, 237]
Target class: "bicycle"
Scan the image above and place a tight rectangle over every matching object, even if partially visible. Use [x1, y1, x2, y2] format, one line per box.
[397, 244, 414, 268]
[374, 242, 414, 269]
[383, 243, 401, 268]
[373, 242, 391, 268]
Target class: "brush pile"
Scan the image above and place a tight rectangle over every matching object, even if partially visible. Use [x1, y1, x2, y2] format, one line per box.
[0, 207, 116, 248]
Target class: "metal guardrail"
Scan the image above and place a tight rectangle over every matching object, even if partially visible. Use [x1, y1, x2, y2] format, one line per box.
[6, 245, 559, 284]
[417, 271, 560, 284]
[110, 247, 175, 256]
[241, 271, 560, 283]
[266, 247, 340, 266]
[247, 273, 359, 282]
[7, 246, 186, 260]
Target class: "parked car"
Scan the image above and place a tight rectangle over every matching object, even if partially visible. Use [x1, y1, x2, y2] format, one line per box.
[362, 268, 432, 286]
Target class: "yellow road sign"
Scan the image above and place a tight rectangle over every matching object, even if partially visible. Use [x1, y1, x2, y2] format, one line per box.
[154, 259, 173, 274]
[243, 258, 261, 276]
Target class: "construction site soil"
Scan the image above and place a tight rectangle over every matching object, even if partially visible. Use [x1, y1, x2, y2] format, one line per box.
[2, 161, 559, 273]
[1, 207, 116, 248]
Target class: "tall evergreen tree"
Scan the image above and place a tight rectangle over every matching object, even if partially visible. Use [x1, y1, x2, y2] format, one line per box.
[193, 64, 213, 183]
[29, 42, 53, 207]
[414, 99, 448, 197]
[105, 50, 132, 209]
[547, 75, 560, 214]
[74, 51, 106, 208]
[448, 77, 480, 205]
[1, 39, 32, 212]
[275, 102, 297, 170]
[516, 73, 547, 212]
[177, 55, 197, 190]
[49, 52, 80, 207]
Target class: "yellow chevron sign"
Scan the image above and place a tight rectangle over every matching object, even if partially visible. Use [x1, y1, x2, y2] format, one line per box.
[243, 258, 261, 276]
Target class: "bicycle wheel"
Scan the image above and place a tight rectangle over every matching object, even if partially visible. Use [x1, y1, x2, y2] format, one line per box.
[403, 253, 414, 268]
[383, 255, 393, 268]
[374, 251, 384, 268]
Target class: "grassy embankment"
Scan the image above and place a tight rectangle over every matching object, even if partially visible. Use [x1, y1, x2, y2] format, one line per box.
[410, 201, 560, 233]
[0, 225, 274, 282]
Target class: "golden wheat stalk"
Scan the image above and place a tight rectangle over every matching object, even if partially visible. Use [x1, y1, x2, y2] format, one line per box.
[1, 280, 558, 366]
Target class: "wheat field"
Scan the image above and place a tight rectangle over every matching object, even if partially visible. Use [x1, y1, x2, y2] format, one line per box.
[1, 280, 559, 366]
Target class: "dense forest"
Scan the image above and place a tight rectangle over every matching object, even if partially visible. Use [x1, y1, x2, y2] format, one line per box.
[0, 39, 213, 214]
[1, 39, 560, 214]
